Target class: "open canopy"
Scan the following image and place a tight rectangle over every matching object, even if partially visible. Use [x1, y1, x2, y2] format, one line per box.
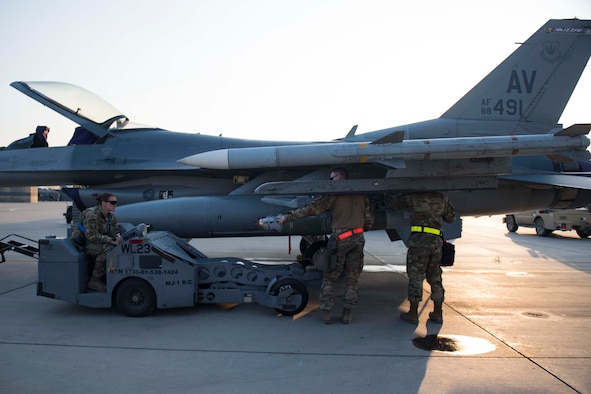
[10, 81, 131, 138]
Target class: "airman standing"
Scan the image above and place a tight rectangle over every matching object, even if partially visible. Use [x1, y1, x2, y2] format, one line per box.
[384, 191, 455, 324]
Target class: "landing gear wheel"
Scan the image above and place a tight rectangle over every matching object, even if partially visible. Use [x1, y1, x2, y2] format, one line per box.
[270, 277, 308, 316]
[534, 217, 551, 237]
[505, 215, 518, 232]
[64, 205, 73, 224]
[116, 278, 157, 317]
[302, 240, 328, 266]
[299, 235, 328, 255]
[576, 228, 591, 239]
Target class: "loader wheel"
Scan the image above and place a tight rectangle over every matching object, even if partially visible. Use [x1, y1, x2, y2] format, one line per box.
[534, 217, 551, 237]
[116, 278, 156, 317]
[270, 277, 308, 316]
[505, 215, 518, 232]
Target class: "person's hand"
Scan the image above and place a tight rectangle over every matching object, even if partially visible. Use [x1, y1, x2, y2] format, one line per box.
[112, 234, 123, 245]
[278, 215, 287, 225]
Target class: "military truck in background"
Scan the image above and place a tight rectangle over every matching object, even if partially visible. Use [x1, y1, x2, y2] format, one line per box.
[504, 207, 591, 239]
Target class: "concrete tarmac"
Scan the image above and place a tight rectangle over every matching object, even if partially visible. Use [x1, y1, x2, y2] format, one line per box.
[0, 202, 590, 393]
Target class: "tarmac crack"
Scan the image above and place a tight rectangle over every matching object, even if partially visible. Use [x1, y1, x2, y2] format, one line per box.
[444, 302, 583, 393]
[0, 281, 36, 295]
[0, 340, 546, 359]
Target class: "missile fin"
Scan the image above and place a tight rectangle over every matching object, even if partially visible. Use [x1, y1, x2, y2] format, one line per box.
[371, 130, 405, 144]
[555, 124, 591, 136]
[345, 125, 358, 138]
[372, 158, 407, 169]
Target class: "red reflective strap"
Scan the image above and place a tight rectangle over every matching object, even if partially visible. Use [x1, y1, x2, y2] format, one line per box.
[336, 227, 364, 240]
[336, 231, 351, 240]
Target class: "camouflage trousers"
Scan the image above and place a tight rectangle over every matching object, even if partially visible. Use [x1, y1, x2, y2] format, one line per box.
[320, 234, 365, 311]
[86, 243, 113, 279]
[406, 241, 444, 303]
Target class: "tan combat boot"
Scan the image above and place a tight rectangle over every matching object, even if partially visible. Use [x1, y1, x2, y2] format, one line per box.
[400, 301, 419, 324]
[341, 308, 353, 324]
[322, 309, 332, 324]
[88, 277, 106, 292]
[428, 300, 443, 323]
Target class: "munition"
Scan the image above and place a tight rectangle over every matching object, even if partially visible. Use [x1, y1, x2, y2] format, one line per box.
[178, 132, 590, 170]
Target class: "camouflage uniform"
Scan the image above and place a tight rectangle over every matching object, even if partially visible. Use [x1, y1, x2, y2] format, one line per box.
[70, 205, 119, 286]
[284, 194, 374, 313]
[386, 192, 455, 303]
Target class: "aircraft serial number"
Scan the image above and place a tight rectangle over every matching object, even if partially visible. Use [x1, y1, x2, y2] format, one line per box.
[480, 99, 523, 116]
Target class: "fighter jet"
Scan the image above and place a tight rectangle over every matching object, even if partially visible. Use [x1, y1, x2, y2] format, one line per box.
[1, 19, 590, 249]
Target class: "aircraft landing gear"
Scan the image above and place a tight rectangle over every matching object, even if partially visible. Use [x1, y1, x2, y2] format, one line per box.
[299, 235, 328, 266]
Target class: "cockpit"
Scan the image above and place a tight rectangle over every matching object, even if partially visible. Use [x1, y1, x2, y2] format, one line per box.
[13, 81, 128, 130]
[2, 81, 151, 150]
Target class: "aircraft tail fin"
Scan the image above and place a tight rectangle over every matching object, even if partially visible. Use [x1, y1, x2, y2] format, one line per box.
[441, 19, 591, 125]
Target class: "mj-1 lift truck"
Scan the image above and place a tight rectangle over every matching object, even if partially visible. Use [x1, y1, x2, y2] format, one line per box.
[35, 224, 322, 317]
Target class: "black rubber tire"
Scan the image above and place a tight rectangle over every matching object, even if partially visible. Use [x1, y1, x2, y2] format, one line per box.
[270, 277, 308, 316]
[576, 228, 591, 239]
[505, 215, 518, 232]
[64, 206, 73, 224]
[116, 278, 157, 317]
[302, 240, 328, 266]
[299, 238, 309, 255]
[299, 236, 328, 255]
[534, 217, 551, 237]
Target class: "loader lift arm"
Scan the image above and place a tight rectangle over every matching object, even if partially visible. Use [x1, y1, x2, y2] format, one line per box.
[0, 234, 39, 263]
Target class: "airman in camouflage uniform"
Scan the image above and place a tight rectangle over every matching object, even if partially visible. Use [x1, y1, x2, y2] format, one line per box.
[280, 168, 374, 324]
[385, 191, 455, 324]
[70, 192, 123, 292]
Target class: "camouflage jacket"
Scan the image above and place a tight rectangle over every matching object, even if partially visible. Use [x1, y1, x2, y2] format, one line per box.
[386, 192, 455, 246]
[285, 194, 374, 231]
[70, 205, 119, 247]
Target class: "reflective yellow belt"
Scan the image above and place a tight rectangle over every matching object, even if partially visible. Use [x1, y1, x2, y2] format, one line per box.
[410, 226, 442, 236]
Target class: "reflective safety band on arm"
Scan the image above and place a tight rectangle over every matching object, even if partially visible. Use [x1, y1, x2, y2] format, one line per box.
[410, 226, 442, 236]
[336, 227, 364, 240]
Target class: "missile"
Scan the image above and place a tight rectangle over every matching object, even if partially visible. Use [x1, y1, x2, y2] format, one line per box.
[178, 132, 590, 170]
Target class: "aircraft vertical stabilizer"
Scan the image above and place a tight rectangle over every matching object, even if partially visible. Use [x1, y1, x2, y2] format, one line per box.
[441, 19, 591, 126]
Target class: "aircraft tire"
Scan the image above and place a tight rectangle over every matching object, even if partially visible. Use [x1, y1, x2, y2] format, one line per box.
[302, 239, 328, 266]
[299, 235, 328, 255]
[64, 206, 73, 224]
[270, 277, 308, 316]
[116, 278, 157, 317]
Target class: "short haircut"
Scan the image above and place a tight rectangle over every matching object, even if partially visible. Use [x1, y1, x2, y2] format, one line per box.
[331, 167, 349, 179]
